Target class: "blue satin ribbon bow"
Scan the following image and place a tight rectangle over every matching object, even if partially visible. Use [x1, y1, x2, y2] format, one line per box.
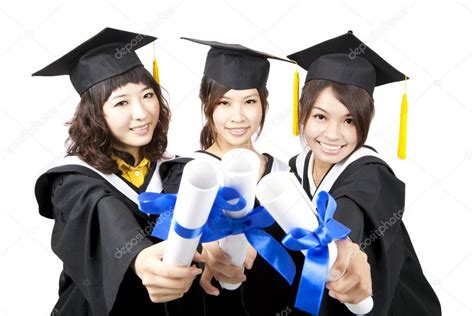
[138, 187, 296, 285]
[282, 191, 351, 315]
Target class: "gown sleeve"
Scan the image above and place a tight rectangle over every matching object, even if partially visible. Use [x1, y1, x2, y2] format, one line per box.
[329, 162, 441, 315]
[330, 162, 405, 250]
[50, 173, 154, 314]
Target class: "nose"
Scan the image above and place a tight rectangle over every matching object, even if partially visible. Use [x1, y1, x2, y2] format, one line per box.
[230, 104, 245, 123]
[131, 99, 148, 121]
[324, 121, 340, 140]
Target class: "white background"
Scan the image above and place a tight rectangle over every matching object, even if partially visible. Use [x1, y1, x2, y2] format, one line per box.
[0, 0, 472, 315]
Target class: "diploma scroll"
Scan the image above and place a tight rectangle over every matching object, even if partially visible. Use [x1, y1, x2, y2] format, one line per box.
[218, 148, 260, 290]
[163, 159, 220, 266]
[256, 172, 373, 315]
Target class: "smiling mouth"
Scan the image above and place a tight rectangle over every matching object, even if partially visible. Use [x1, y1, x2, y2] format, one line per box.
[130, 124, 149, 131]
[226, 127, 250, 136]
[317, 141, 346, 153]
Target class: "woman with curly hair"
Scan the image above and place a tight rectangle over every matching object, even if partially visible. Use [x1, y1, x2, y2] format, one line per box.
[33, 28, 205, 316]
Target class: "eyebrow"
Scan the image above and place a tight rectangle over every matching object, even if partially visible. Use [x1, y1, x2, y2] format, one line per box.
[111, 87, 151, 100]
[313, 106, 353, 117]
[221, 94, 259, 100]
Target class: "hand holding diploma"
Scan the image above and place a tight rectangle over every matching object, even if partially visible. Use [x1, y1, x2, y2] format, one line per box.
[138, 150, 296, 294]
[256, 172, 373, 315]
[217, 148, 260, 290]
[138, 159, 221, 267]
[132, 241, 203, 303]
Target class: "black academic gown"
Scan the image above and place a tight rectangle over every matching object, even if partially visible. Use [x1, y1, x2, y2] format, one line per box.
[160, 151, 309, 316]
[35, 155, 205, 316]
[288, 146, 442, 316]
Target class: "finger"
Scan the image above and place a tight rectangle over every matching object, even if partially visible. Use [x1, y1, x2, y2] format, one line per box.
[329, 239, 354, 281]
[203, 242, 232, 264]
[193, 251, 205, 263]
[143, 274, 193, 292]
[209, 262, 245, 279]
[200, 267, 220, 296]
[148, 293, 184, 303]
[326, 273, 360, 294]
[244, 246, 257, 270]
[147, 241, 167, 259]
[147, 286, 186, 296]
[149, 261, 202, 279]
[213, 270, 246, 284]
[327, 250, 369, 293]
[328, 286, 371, 305]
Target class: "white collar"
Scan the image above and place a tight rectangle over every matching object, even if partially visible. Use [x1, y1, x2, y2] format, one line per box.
[47, 152, 176, 205]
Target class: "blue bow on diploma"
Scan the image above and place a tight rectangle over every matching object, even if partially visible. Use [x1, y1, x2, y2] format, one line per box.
[282, 191, 351, 315]
[138, 187, 296, 285]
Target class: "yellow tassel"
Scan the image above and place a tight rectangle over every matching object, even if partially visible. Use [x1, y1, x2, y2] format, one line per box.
[397, 76, 408, 159]
[153, 42, 160, 84]
[292, 66, 300, 136]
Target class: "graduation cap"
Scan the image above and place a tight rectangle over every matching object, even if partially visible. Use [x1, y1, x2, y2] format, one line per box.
[181, 37, 293, 90]
[288, 31, 409, 159]
[32, 27, 157, 94]
[287, 30, 407, 95]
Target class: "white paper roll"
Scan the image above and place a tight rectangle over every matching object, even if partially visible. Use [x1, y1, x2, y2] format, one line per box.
[163, 159, 220, 267]
[256, 172, 373, 315]
[218, 148, 260, 290]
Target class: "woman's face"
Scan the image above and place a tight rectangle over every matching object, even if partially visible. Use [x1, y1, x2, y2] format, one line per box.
[212, 88, 263, 148]
[303, 87, 358, 166]
[102, 82, 160, 157]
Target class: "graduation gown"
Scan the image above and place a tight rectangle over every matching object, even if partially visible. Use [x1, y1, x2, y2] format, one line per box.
[35, 155, 206, 316]
[160, 150, 302, 316]
[288, 146, 441, 316]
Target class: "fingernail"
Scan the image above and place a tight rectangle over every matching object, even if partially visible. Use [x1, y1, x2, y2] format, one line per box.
[328, 291, 336, 298]
[192, 268, 202, 275]
[211, 290, 219, 296]
[330, 269, 342, 279]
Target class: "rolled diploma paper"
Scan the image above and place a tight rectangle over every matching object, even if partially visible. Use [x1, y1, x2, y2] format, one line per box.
[256, 172, 373, 315]
[218, 148, 261, 290]
[163, 159, 220, 267]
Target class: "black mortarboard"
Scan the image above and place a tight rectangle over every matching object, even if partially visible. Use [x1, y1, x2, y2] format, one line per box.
[181, 37, 292, 90]
[287, 30, 407, 95]
[32, 27, 156, 94]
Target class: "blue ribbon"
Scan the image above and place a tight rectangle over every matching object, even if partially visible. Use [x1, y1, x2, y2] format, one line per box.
[282, 191, 351, 315]
[138, 192, 177, 240]
[138, 187, 296, 285]
[138, 188, 243, 240]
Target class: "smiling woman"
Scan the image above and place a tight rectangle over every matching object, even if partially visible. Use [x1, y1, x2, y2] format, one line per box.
[200, 78, 268, 154]
[288, 30, 441, 315]
[300, 80, 373, 184]
[66, 66, 169, 173]
[32, 28, 206, 315]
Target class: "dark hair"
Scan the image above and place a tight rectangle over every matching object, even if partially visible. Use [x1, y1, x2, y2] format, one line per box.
[299, 79, 374, 149]
[66, 66, 170, 174]
[199, 76, 269, 149]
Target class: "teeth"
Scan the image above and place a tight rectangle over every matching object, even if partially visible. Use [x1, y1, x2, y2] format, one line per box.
[320, 142, 343, 151]
[228, 128, 248, 135]
[132, 124, 148, 131]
